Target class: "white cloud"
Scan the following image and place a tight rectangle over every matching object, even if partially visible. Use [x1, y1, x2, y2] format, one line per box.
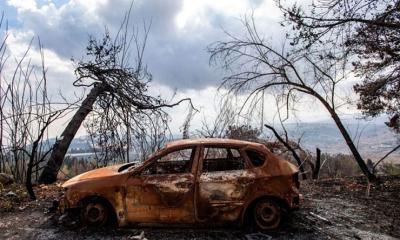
[5, 28, 76, 98]
[175, 0, 249, 29]
[2, 0, 366, 139]
[7, 0, 37, 11]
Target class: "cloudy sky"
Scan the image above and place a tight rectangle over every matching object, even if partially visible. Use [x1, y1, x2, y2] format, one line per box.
[1, 0, 364, 138]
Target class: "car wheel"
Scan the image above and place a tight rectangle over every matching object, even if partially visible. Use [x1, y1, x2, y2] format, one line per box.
[81, 199, 109, 227]
[253, 198, 281, 230]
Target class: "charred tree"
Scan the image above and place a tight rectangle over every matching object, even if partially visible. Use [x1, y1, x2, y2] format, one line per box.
[26, 114, 57, 200]
[38, 83, 108, 184]
[39, 10, 193, 184]
[209, 16, 377, 182]
[0, 33, 68, 198]
[313, 148, 321, 180]
[278, 0, 400, 121]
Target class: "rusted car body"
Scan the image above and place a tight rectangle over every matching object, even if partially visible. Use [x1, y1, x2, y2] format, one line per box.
[61, 138, 299, 229]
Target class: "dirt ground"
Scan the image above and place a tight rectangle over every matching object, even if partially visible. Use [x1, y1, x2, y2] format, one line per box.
[1, 176, 399, 240]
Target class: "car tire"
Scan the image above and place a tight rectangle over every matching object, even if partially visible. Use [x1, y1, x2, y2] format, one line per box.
[252, 198, 282, 230]
[80, 199, 109, 227]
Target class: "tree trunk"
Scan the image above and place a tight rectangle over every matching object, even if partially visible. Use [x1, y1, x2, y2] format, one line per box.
[26, 140, 39, 200]
[314, 93, 377, 182]
[330, 110, 376, 181]
[312, 148, 321, 179]
[26, 157, 36, 200]
[38, 83, 107, 184]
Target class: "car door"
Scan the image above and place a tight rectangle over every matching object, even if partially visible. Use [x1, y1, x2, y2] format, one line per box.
[195, 146, 256, 222]
[125, 146, 198, 224]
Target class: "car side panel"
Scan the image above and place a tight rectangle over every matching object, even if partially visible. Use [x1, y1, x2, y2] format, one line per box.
[124, 146, 200, 224]
[195, 146, 299, 224]
[196, 168, 256, 222]
[125, 173, 195, 224]
[61, 175, 128, 225]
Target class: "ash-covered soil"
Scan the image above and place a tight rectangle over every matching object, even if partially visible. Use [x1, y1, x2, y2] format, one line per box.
[1, 176, 399, 240]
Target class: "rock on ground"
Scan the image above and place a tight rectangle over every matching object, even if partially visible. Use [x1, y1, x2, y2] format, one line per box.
[0, 173, 14, 185]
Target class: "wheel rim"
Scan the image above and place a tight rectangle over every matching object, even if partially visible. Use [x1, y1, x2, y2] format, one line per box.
[84, 203, 107, 225]
[254, 200, 281, 230]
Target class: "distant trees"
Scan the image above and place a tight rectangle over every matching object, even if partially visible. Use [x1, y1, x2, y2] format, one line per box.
[318, 153, 361, 178]
[39, 9, 193, 184]
[209, 16, 376, 181]
[225, 125, 261, 142]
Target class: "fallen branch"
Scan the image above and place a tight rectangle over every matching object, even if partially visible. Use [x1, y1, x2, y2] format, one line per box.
[264, 123, 307, 179]
[373, 143, 400, 173]
[309, 212, 331, 224]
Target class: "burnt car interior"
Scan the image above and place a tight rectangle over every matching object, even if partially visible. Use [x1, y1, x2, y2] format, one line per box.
[202, 147, 245, 172]
[142, 147, 195, 175]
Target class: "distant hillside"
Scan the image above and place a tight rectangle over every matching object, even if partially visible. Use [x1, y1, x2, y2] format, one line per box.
[48, 118, 399, 162]
[281, 120, 399, 162]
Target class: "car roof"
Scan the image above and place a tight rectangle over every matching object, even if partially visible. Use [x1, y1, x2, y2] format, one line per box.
[164, 138, 266, 149]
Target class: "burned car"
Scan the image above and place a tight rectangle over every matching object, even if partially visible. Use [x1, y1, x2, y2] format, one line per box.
[61, 138, 299, 230]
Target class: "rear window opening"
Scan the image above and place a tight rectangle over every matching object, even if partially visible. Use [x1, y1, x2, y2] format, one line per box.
[246, 150, 266, 167]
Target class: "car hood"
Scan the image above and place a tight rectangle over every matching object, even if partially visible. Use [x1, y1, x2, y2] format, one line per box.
[62, 164, 126, 188]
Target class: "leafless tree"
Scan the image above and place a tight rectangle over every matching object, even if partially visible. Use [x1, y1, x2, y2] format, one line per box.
[0, 31, 70, 199]
[209, 16, 376, 181]
[279, 0, 400, 170]
[181, 105, 197, 139]
[278, 0, 400, 118]
[225, 125, 261, 142]
[39, 7, 194, 183]
[85, 105, 173, 166]
[197, 97, 237, 138]
[0, 13, 7, 174]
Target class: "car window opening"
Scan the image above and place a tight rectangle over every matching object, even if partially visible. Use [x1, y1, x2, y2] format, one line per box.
[142, 147, 195, 175]
[246, 150, 266, 167]
[202, 147, 245, 172]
